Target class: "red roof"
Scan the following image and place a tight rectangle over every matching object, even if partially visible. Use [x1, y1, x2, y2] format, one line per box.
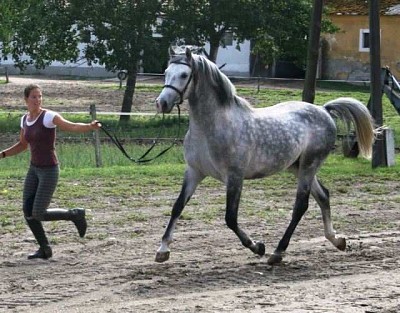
[325, 0, 400, 15]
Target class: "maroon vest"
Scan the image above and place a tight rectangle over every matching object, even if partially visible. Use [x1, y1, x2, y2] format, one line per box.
[23, 111, 58, 167]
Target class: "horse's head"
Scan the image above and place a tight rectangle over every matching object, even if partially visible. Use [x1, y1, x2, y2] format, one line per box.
[156, 47, 194, 113]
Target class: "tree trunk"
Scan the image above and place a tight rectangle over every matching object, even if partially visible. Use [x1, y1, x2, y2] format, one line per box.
[302, 0, 323, 104]
[119, 68, 137, 123]
[208, 40, 220, 63]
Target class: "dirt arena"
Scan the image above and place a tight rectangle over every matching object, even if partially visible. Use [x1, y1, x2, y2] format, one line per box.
[0, 77, 399, 313]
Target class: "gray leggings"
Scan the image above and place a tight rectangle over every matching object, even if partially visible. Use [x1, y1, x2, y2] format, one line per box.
[23, 164, 59, 220]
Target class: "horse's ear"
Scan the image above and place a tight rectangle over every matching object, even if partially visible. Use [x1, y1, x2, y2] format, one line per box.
[185, 47, 192, 61]
[169, 46, 175, 57]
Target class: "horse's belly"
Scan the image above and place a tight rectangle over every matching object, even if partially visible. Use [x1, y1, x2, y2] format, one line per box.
[243, 145, 300, 179]
[244, 160, 289, 179]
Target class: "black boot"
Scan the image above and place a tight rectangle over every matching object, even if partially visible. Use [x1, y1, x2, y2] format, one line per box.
[25, 218, 53, 260]
[43, 208, 87, 238]
[70, 208, 87, 238]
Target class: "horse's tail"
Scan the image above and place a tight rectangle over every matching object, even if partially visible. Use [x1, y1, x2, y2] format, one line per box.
[324, 97, 375, 159]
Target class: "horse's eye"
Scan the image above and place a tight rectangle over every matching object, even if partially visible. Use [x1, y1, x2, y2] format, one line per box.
[181, 73, 188, 79]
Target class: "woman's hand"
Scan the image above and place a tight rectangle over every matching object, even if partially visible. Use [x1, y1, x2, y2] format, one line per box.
[90, 120, 102, 130]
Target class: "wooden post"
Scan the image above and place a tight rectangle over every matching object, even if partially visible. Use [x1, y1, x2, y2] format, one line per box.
[369, 0, 386, 168]
[90, 104, 102, 167]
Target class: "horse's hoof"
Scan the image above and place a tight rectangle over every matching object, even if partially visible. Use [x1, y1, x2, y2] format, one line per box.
[336, 237, 346, 251]
[155, 251, 170, 263]
[255, 241, 265, 256]
[267, 253, 282, 265]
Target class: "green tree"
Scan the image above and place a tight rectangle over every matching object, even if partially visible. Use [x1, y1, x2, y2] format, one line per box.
[161, 0, 261, 63]
[69, 0, 164, 122]
[0, 1, 164, 122]
[0, 0, 13, 45]
[253, 0, 338, 70]
[0, 1, 79, 69]
[250, 0, 313, 70]
[161, 0, 337, 72]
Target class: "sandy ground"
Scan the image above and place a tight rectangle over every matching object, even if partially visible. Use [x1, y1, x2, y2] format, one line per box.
[0, 75, 161, 113]
[1, 76, 400, 313]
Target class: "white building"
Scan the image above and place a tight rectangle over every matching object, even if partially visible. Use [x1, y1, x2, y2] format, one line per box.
[1, 40, 252, 78]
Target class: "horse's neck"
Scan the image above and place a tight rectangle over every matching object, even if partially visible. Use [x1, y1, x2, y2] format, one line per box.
[186, 94, 217, 136]
[188, 84, 221, 121]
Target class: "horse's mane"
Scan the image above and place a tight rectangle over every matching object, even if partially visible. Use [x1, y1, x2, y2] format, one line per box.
[171, 53, 252, 110]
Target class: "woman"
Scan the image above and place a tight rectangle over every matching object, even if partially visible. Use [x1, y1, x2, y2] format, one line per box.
[0, 84, 101, 259]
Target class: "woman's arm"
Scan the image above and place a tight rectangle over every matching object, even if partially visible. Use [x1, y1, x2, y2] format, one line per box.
[0, 129, 29, 159]
[53, 114, 101, 133]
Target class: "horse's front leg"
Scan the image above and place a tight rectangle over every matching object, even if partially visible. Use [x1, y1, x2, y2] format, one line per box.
[155, 167, 204, 263]
[225, 173, 265, 257]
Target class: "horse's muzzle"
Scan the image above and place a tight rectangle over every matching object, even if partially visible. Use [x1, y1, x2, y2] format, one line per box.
[156, 97, 173, 113]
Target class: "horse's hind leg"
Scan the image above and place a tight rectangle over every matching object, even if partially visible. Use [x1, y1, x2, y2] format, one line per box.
[225, 172, 265, 257]
[267, 171, 315, 265]
[155, 167, 204, 263]
[311, 177, 346, 251]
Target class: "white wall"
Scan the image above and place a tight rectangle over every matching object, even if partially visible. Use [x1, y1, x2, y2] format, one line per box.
[1, 43, 114, 78]
[204, 40, 251, 77]
[2, 41, 251, 78]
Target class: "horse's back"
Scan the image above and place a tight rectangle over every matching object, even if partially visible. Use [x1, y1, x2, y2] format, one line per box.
[242, 100, 337, 176]
[255, 101, 335, 133]
[260, 100, 330, 119]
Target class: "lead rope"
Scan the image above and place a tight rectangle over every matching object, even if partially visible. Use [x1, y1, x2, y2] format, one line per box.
[99, 105, 181, 163]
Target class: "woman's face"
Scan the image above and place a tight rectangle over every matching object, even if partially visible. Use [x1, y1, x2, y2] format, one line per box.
[25, 88, 42, 111]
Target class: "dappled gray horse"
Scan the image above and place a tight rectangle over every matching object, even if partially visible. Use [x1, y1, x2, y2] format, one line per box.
[155, 48, 375, 265]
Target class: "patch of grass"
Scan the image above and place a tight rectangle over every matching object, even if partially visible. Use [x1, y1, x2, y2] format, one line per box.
[178, 206, 224, 223]
[0, 113, 23, 133]
[0, 216, 14, 227]
[125, 212, 148, 222]
[197, 207, 223, 223]
[246, 206, 288, 222]
[179, 212, 193, 221]
[336, 186, 349, 194]
[316, 81, 370, 92]
[0, 222, 25, 236]
[359, 185, 391, 195]
[86, 233, 109, 241]
[357, 220, 398, 233]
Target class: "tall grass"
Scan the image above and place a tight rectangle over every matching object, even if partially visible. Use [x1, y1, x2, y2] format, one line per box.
[0, 141, 185, 171]
[0, 113, 188, 139]
[58, 142, 185, 168]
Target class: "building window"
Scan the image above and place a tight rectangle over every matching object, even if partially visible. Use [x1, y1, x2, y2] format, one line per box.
[222, 31, 233, 47]
[359, 29, 370, 52]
